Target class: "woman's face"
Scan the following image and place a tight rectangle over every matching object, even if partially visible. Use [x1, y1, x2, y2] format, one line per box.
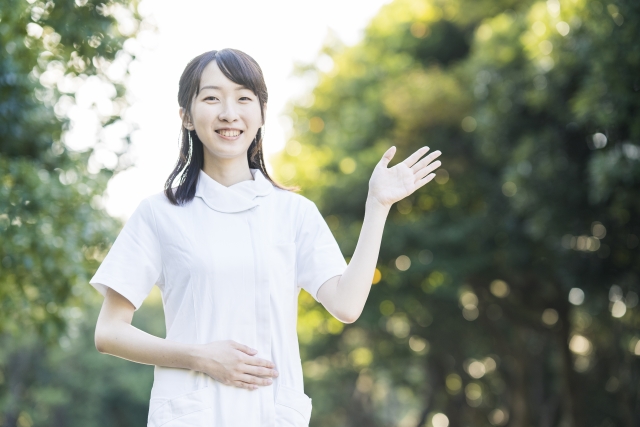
[183, 60, 264, 162]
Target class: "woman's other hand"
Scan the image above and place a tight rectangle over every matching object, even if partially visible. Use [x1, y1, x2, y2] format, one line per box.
[193, 340, 279, 390]
[368, 146, 442, 209]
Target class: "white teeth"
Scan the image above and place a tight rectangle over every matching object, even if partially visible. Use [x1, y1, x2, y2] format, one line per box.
[218, 130, 241, 137]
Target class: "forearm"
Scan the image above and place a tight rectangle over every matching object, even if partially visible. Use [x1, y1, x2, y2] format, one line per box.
[95, 319, 199, 371]
[333, 196, 390, 321]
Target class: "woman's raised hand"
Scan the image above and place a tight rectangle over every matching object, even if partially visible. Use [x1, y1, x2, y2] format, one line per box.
[368, 146, 442, 209]
[193, 340, 279, 391]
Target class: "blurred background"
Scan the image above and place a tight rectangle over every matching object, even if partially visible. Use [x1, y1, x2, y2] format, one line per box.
[1, 0, 639, 426]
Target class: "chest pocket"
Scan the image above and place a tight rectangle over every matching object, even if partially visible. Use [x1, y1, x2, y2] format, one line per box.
[270, 242, 297, 296]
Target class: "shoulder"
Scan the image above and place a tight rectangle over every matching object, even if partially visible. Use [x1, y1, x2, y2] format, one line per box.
[136, 191, 172, 213]
[127, 191, 179, 224]
[270, 187, 318, 214]
[143, 189, 203, 212]
[144, 191, 174, 207]
[269, 188, 326, 235]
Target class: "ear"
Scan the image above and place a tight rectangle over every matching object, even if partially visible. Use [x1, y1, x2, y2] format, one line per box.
[179, 107, 195, 131]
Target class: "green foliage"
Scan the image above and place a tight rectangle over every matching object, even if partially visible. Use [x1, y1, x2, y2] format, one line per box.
[274, 0, 640, 425]
[1, 1, 149, 423]
[2, 0, 639, 425]
[0, 0, 145, 340]
[0, 157, 115, 337]
[0, 290, 165, 427]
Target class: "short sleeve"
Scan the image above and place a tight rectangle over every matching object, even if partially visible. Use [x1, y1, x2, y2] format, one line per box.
[296, 201, 347, 302]
[89, 198, 163, 310]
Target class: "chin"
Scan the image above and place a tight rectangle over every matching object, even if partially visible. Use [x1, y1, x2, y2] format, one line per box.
[204, 144, 251, 160]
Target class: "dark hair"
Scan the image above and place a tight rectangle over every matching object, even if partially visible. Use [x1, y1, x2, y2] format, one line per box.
[164, 48, 293, 205]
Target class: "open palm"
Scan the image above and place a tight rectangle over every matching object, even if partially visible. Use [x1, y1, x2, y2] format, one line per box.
[368, 146, 442, 208]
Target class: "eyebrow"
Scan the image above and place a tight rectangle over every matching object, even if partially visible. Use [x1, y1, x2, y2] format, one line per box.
[199, 85, 251, 92]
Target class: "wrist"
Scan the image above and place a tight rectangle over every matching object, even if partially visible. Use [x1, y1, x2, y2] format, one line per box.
[366, 194, 392, 214]
[185, 343, 203, 371]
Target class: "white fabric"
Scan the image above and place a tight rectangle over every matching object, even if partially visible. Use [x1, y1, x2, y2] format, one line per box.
[90, 168, 347, 427]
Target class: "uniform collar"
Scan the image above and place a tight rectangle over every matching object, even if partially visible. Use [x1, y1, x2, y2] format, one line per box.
[195, 168, 273, 213]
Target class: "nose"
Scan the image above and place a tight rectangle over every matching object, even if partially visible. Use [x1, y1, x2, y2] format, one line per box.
[218, 101, 239, 123]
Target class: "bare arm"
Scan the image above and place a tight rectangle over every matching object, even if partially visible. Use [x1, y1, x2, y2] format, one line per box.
[318, 146, 442, 323]
[95, 287, 279, 390]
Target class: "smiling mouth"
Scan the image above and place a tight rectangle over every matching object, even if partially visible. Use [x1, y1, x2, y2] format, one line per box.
[216, 129, 243, 137]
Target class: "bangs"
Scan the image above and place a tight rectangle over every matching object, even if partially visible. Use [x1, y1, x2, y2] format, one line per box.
[214, 49, 267, 102]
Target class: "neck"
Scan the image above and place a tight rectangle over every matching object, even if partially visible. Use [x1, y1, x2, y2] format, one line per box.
[202, 154, 254, 188]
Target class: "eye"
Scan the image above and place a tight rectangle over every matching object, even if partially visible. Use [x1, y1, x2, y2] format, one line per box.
[204, 96, 218, 101]
[239, 96, 252, 101]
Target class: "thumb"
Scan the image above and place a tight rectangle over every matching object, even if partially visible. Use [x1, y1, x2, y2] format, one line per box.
[379, 146, 396, 168]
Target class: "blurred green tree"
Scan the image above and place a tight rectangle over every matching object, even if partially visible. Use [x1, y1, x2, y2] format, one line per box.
[0, 1, 151, 425]
[0, 288, 165, 427]
[0, 0, 145, 339]
[273, 0, 640, 426]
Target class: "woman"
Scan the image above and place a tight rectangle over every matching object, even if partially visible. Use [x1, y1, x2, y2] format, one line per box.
[92, 48, 442, 427]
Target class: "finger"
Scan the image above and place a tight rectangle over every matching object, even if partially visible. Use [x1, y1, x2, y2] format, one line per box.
[237, 373, 273, 386]
[232, 380, 258, 391]
[244, 365, 279, 378]
[244, 356, 275, 369]
[414, 161, 441, 182]
[402, 146, 431, 168]
[410, 151, 442, 172]
[379, 146, 396, 168]
[416, 173, 436, 188]
[230, 341, 257, 356]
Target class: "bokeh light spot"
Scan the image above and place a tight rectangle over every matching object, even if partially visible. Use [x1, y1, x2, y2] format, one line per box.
[395, 255, 411, 271]
[611, 300, 626, 318]
[532, 21, 546, 36]
[476, 24, 493, 41]
[380, 300, 395, 316]
[488, 408, 509, 426]
[574, 356, 590, 372]
[461, 116, 477, 132]
[490, 280, 510, 298]
[349, 347, 373, 368]
[410, 22, 430, 38]
[462, 306, 479, 321]
[409, 336, 429, 354]
[309, 116, 325, 133]
[609, 285, 623, 302]
[592, 133, 607, 149]
[605, 377, 620, 393]
[502, 182, 517, 197]
[372, 268, 382, 285]
[468, 361, 486, 378]
[435, 169, 449, 184]
[541, 308, 558, 326]
[568, 288, 585, 305]
[285, 140, 302, 156]
[432, 413, 449, 427]
[569, 334, 592, 356]
[397, 199, 413, 215]
[539, 40, 553, 55]
[387, 314, 410, 338]
[465, 382, 482, 405]
[446, 374, 462, 394]
[460, 291, 478, 307]
[556, 21, 570, 36]
[591, 221, 606, 238]
[339, 157, 357, 174]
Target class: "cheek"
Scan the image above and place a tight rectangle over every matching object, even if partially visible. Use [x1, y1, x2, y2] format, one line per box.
[247, 105, 264, 127]
[193, 105, 215, 126]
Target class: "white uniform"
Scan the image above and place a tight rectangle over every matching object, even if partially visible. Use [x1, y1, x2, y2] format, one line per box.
[90, 168, 347, 427]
